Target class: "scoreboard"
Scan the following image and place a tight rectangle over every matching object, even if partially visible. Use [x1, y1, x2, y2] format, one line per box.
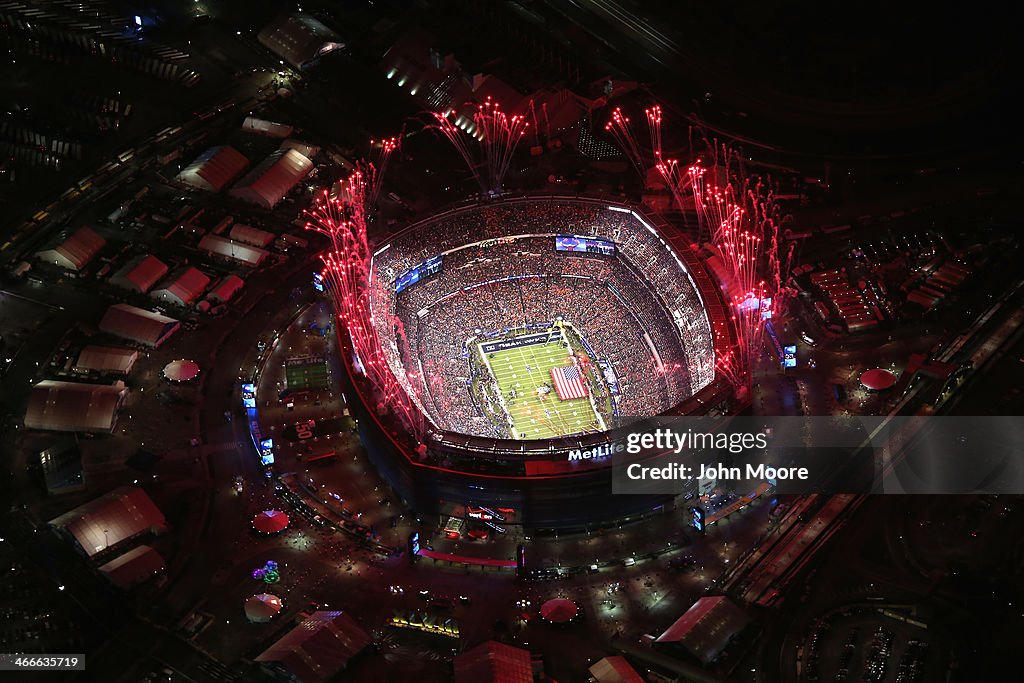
[395, 255, 443, 293]
[555, 235, 616, 256]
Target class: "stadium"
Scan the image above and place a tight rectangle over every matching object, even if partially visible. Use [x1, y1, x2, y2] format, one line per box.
[339, 196, 739, 531]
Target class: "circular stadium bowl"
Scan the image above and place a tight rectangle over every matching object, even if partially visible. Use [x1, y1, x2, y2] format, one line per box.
[336, 197, 737, 531]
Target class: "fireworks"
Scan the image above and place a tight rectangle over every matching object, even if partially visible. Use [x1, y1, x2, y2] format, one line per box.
[432, 97, 529, 194]
[366, 135, 401, 209]
[305, 173, 426, 442]
[603, 107, 645, 177]
[604, 103, 794, 397]
[688, 154, 795, 395]
[647, 105, 698, 217]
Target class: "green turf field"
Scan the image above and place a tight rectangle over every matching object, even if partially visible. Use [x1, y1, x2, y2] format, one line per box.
[480, 335, 604, 439]
[285, 356, 330, 391]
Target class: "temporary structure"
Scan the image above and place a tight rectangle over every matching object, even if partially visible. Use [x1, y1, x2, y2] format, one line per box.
[245, 593, 284, 623]
[162, 359, 200, 383]
[252, 510, 290, 534]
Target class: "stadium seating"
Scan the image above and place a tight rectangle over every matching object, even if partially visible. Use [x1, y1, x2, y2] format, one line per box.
[370, 200, 715, 438]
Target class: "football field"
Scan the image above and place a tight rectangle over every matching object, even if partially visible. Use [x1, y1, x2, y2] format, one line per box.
[480, 337, 603, 439]
[285, 356, 330, 391]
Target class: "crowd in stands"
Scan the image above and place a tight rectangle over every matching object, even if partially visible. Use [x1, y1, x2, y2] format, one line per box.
[368, 199, 716, 437]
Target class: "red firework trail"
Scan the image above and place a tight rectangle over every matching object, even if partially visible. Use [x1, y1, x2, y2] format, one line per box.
[687, 152, 795, 394]
[431, 97, 529, 193]
[646, 105, 664, 160]
[304, 174, 426, 441]
[604, 102, 795, 394]
[603, 107, 645, 177]
[367, 135, 401, 208]
[646, 105, 697, 212]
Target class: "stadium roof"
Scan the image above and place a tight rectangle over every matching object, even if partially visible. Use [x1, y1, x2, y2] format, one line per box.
[109, 255, 169, 294]
[258, 14, 345, 69]
[198, 235, 269, 267]
[454, 641, 532, 683]
[655, 596, 749, 664]
[151, 267, 211, 307]
[242, 116, 295, 138]
[25, 380, 127, 433]
[207, 274, 245, 303]
[99, 303, 180, 347]
[229, 223, 275, 247]
[468, 74, 528, 113]
[36, 226, 106, 271]
[380, 27, 463, 111]
[74, 345, 139, 375]
[48, 486, 166, 557]
[229, 148, 313, 208]
[255, 610, 370, 682]
[98, 545, 165, 588]
[176, 145, 250, 192]
[588, 656, 644, 683]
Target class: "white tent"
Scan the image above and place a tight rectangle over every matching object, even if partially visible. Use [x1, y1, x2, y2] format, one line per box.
[229, 149, 313, 208]
[279, 139, 320, 159]
[198, 235, 269, 267]
[245, 594, 284, 623]
[258, 14, 344, 69]
[109, 255, 169, 294]
[242, 117, 294, 138]
[162, 359, 200, 383]
[36, 226, 106, 271]
[49, 486, 166, 557]
[177, 146, 250, 192]
[99, 545, 166, 588]
[229, 224, 275, 247]
[99, 304, 180, 347]
[25, 380, 128, 433]
[74, 346, 139, 375]
[151, 267, 211, 307]
[207, 275, 245, 304]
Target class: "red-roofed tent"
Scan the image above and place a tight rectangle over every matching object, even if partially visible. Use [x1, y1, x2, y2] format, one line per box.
[109, 255, 169, 294]
[255, 610, 370, 682]
[860, 368, 897, 391]
[454, 641, 532, 683]
[151, 267, 211, 307]
[252, 510, 290, 534]
[540, 598, 578, 623]
[229, 149, 313, 208]
[48, 486, 166, 557]
[99, 545, 165, 588]
[99, 304, 180, 347]
[36, 226, 106, 271]
[25, 380, 128, 433]
[177, 146, 250, 192]
[655, 596, 749, 664]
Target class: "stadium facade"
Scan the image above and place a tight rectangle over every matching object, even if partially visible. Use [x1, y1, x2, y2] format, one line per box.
[339, 197, 739, 530]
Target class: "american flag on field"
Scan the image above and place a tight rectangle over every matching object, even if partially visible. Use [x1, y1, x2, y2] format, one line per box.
[550, 365, 588, 400]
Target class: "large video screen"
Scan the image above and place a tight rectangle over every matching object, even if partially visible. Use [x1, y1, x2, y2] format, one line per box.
[555, 234, 616, 256]
[395, 255, 443, 293]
